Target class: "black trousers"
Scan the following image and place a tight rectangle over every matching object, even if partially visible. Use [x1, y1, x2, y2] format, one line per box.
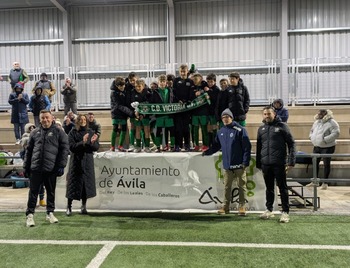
[313, 146, 335, 179]
[261, 164, 289, 213]
[26, 171, 57, 215]
[174, 112, 191, 148]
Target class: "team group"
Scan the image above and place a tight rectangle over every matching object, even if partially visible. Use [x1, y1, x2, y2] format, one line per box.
[6, 62, 340, 226]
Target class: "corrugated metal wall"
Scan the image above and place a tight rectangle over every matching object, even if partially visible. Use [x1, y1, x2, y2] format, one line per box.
[175, 0, 281, 63]
[71, 4, 167, 66]
[0, 8, 62, 70]
[1, 0, 350, 109]
[289, 0, 350, 58]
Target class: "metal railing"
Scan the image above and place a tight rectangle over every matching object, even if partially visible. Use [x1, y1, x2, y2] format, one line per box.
[291, 153, 350, 211]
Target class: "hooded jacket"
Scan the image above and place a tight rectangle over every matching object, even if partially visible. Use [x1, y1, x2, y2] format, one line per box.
[309, 110, 340, 148]
[272, 99, 289, 123]
[8, 85, 30, 124]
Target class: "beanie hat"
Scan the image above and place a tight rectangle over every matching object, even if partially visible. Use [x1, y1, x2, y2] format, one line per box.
[14, 83, 24, 89]
[221, 108, 233, 119]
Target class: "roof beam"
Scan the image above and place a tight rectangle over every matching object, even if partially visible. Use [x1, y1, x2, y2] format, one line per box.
[50, 0, 66, 13]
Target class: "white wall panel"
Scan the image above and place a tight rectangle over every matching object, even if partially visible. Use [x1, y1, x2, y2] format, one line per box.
[71, 4, 166, 38]
[73, 40, 166, 66]
[0, 8, 62, 41]
[175, 0, 280, 34]
[176, 36, 279, 63]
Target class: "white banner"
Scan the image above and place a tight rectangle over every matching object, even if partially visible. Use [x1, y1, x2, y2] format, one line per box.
[56, 152, 277, 212]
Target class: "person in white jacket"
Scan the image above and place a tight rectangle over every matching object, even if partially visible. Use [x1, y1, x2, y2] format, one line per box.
[309, 109, 340, 190]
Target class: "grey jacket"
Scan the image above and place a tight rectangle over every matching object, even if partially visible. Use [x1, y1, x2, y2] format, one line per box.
[309, 110, 340, 148]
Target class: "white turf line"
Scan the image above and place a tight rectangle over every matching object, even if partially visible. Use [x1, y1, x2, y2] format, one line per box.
[2, 240, 350, 268]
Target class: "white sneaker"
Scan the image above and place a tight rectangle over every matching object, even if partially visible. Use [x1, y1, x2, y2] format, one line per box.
[15, 139, 21, 145]
[46, 212, 58, 224]
[133, 147, 141, 153]
[260, 210, 274, 219]
[320, 183, 328, 190]
[144, 147, 151, 153]
[26, 213, 35, 227]
[127, 145, 135, 152]
[279, 212, 290, 223]
[150, 145, 157, 151]
[306, 182, 319, 187]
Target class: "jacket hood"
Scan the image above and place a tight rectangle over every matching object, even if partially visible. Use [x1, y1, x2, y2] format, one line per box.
[25, 123, 36, 133]
[273, 99, 284, 109]
[314, 109, 334, 122]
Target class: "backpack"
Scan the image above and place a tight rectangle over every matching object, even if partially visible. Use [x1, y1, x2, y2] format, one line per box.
[295, 151, 313, 172]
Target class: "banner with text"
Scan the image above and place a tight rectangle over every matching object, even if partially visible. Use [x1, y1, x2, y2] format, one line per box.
[56, 152, 276, 212]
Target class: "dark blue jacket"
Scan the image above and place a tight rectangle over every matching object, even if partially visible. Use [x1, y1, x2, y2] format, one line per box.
[8, 89, 30, 124]
[203, 122, 251, 170]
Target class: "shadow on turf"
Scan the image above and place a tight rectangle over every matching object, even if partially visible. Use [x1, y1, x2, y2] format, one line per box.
[85, 212, 254, 222]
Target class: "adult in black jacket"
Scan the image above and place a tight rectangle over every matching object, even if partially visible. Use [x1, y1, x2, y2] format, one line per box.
[256, 106, 296, 223]
[24, 110, 69, 227]
[66, 114, 100, 216]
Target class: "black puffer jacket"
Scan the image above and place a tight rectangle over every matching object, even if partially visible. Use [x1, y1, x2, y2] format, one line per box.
[110, 81, 134, 120]
[23, 124, 69, 173]
[256, 116, 296, 168]
[66, 127, 99, 200]
[226, 79, 250, 121]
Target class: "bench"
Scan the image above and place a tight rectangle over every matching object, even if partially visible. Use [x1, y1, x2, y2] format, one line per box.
[286, 181, 320, 208]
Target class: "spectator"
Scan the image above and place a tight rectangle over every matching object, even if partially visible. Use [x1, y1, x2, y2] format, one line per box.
[63, 111, 77, 134]
[29, 86, 51, 127]
[226, 72, 250, 126]
[272, 99, 289, 123]
[202, 108, 251, 216]
[24, 110, 69, 227]
[8, 83, 30, 144]
[60, 77, 77, 115]
[66, 114, 99, 216]
[32, 72, 56, 103]
[87, 112, 101, 138]
[8, 62, 29, 91]
[308, 109, 340, 190]
[256, 106, 296, 223]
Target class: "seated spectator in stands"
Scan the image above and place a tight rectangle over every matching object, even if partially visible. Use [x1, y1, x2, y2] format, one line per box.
[63, 111, 77, 134]
[87, 112, 101, 138]
[60, 77, 77, 115]
[272, 99, 289, 123]
[309, 109, 340, 190]
[8, 83, 30, 144]
[29, 86, 51, 127]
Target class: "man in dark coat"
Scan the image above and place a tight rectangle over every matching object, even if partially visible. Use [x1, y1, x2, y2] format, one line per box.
[24, 110, 69, 227]
[256, 106, 296, 223]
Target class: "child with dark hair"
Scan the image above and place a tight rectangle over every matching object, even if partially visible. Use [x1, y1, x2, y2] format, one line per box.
[149, 74, 175, 152]
[206, 73, 220, 147]
[110, 76, 134, 151]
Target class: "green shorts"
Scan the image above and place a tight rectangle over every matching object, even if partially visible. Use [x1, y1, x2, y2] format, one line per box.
[192, 115, 208, 126]
[112, 119, 127, 125]
[156, 116, 174, 128]
[134, 117, 150, 127]
[208, 115, 217, 125]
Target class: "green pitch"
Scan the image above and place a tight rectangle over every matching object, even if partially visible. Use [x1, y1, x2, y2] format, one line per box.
[0, 212, 349, 267]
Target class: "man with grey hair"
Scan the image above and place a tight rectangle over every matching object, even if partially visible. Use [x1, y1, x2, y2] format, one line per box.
[8, 62, 29, 91]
